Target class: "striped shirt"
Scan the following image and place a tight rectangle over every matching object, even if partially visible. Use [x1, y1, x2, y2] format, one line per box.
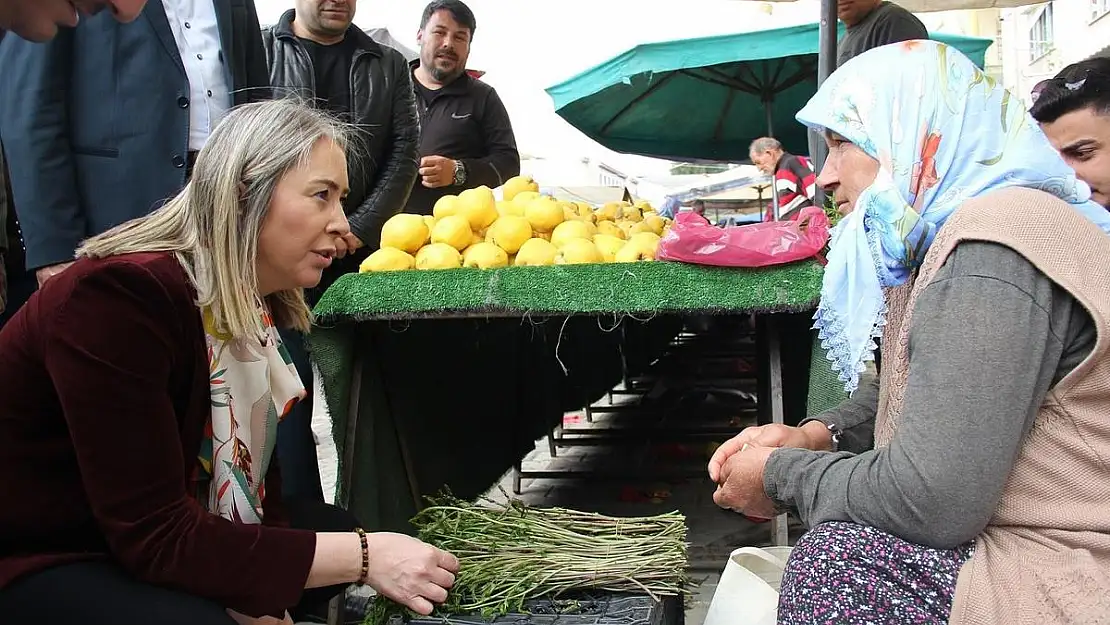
[763, 152, 817, 222]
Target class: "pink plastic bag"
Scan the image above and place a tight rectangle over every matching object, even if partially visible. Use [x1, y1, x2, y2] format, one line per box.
[657, 206, 829, 268]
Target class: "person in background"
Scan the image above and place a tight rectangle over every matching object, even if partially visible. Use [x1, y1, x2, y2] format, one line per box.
[0, 0, 270, 294]
[262, 0, 420, 508]
[711, 41, 1110, 625]
[0, 0, 144, 41]
[836, 0, 927, 66]
[1031, 57, 1110, 210]
[406, 0, 520, 215]
[0, 99, 458, 625]
[749, 137, 816, 221]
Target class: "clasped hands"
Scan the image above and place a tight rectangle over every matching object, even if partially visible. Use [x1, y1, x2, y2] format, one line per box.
[707, 421, 832, 519]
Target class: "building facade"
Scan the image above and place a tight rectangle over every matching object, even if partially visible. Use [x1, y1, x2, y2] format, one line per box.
[998, 1, 1110, 105]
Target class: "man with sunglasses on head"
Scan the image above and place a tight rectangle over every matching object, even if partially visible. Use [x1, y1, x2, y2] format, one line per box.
[1031, 58, 1110, 210]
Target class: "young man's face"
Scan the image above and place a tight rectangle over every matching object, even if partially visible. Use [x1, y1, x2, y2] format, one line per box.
[1040, 106, 1110, 209]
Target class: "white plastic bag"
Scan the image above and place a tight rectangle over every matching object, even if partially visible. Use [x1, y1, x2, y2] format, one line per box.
[702, 546, 794, 625]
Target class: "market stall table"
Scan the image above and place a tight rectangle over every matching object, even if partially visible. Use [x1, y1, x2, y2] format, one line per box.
[304, 259, 839, 625]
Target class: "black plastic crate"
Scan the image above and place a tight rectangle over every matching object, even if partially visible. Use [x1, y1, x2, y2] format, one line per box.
[384, 593, 684, 625]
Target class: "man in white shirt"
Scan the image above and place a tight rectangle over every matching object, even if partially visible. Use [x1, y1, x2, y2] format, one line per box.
[0, 0, 270, 289]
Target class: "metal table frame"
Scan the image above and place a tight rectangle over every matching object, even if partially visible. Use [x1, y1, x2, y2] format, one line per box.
[325, 312, 790, 625]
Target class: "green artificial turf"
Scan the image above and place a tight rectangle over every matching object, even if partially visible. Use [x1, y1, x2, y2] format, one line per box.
[311, 259, 824, 322]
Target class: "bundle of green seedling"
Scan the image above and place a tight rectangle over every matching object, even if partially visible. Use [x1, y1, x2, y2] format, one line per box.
[365, 492, 690, 624]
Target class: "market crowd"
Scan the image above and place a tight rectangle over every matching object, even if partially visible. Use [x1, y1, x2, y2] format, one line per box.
[1, 0, 1109, 623]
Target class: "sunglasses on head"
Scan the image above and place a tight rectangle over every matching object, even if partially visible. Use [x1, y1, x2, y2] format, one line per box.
[1031, 65, 1110, 103]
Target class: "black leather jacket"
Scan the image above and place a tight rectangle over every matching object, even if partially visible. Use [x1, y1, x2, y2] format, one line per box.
[262, 10, 419, 253]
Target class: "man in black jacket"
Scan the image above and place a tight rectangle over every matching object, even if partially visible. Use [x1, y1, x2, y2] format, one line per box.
[263, 1, 419, 285]
[407, 0, 519, 215]
[262, 0, 420, 507]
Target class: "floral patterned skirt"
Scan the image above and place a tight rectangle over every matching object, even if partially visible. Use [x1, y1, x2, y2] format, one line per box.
[778, 521, 974, 624]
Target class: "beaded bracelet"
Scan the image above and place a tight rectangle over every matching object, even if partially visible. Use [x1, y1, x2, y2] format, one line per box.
[354, 527, 369, 584]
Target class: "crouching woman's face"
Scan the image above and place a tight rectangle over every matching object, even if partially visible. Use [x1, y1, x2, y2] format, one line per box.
[255, 137, 351, 296]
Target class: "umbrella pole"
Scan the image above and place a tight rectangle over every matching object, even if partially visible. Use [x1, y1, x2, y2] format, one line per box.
[811, 0, 839, 209]
[765, 100, 781, 221]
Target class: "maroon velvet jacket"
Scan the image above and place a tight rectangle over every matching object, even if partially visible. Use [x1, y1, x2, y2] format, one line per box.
[0, 252, 317, 616]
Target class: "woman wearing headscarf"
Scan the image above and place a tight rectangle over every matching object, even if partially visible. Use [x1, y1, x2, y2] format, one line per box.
[0, 99, 458, 625]
[709, 41, 1110, 624]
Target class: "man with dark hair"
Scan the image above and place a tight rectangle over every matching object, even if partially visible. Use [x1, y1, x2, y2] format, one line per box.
[262, 0, 420, 509]
[837, 0, 927, 66]
[749, 136, 816, 221]
[406, 0, 520, 215]
[1030, 57, 1110, 209]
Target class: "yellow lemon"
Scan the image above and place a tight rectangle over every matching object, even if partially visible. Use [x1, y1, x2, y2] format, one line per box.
[596, 220, 626, 240]
[620, 205, 644, 222]
[421, 215, 437, 243]
[550, 220, 595, 249]
[524, 197, 564, 233]
[501, 175, 540, 201]
[496, 200, 523, 217]
[433, 194, 460, 220]
[513, 238, 559, 266]
[486, 215, 532, 254]
[596, 202, 620, 222]
[415, 243, 462, 269]
[630, 220, 656, 235]
[592, 234, 626, 262]
[359, 248, 415, 272]
[462, 242, 509, 269]
[614, 241, 654, 262]
[456, 185, 498, 231]
[644, 214, 666, 235]
[379, 213, 429, 254]
[512, 190, 543, 206]
[430, 215, 473, 251]
[556, 238, 603, 265]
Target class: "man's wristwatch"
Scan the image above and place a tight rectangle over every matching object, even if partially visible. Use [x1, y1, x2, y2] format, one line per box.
[452, 160, 467, 186]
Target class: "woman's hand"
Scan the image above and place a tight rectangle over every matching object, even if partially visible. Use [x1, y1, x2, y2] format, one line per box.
[709, 422, 831, 483]
[712, 444, 778, 519]
[365, 532, 460, 616]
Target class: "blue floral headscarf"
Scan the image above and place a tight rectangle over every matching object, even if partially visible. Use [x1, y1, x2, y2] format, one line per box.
[796, 40, 1110, 394]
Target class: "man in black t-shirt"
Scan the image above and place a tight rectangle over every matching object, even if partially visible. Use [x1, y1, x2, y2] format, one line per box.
[837, 0, 927, 67]
[263, 1, 419, 277]
[262, 0, 420, 514]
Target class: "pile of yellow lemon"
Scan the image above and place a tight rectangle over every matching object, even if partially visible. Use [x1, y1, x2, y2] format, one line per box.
[360, 175, 673, 272]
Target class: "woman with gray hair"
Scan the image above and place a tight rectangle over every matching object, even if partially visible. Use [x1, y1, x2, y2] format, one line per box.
[0, 98, 458, 625]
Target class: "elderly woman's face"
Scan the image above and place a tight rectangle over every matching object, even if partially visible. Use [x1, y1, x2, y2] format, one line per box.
[256, 138, 350, 296]
[816, 131, 880, 215]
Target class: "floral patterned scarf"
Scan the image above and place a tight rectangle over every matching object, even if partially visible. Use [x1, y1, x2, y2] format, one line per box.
[795, 40, 1110, 394]
[196, 305, 305, 524]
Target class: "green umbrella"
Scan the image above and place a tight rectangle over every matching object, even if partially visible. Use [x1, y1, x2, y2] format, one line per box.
[545, 22, 992, 162]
